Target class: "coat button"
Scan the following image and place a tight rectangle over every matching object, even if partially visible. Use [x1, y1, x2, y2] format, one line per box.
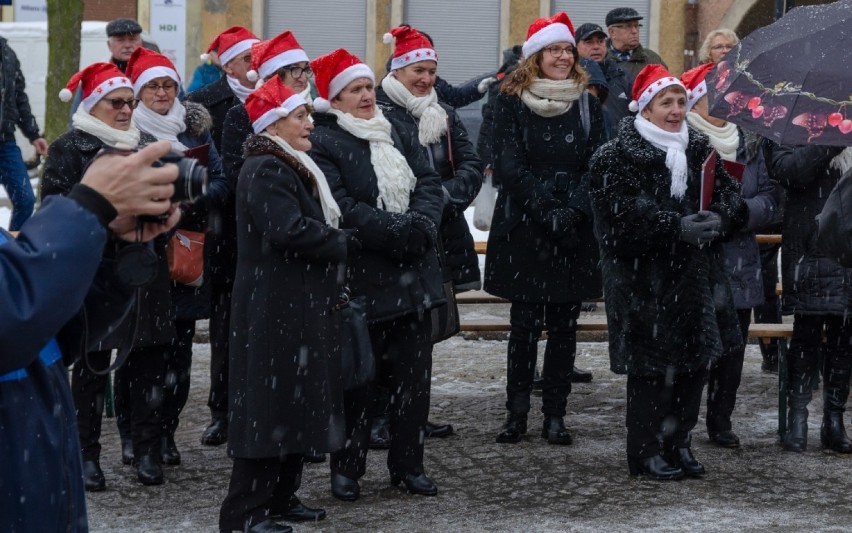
[543, 132, 552, 141]
[565, 133, 574, 143]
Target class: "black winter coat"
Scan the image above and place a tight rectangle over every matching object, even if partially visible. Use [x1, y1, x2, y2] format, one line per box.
[0, 37, 40, 142]
[598, 57, 634, 132]
[309, 112, 445, 323]
[478, 45, 523, 175]
[590, 118, 748, 376]
[41, 129, 175, 349]
[765, 142, 852, 316]
[228, 135, 347, 458]
[185, 75, 237, 152]
[376, 86, 483, 289]
[483, 91, 605, 303]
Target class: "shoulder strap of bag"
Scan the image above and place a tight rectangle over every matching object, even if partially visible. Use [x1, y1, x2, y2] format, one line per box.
[579, 90, 591, 139]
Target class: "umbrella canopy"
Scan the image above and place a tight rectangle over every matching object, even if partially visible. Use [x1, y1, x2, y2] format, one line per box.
[707, 0, 852, 146]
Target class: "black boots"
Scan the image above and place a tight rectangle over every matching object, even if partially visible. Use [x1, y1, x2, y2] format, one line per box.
[666, 447, 705, 477]
[709, 430, 741, 448]
[330, 473, 360, 502]
[390, 472, 438, 496]
[136, 454, 164, 485]
[627, 455, 684, 481]
[820, 412, 852, 453]
[121, 437, 134, 466]
[820, 349, 852, 453]
[201, 416, 228, 446]
[368, 414, 391, 449]
[541, 416, 572, 445]
[783, 348, 816, 452]
[82, 459, 105, 492]
[495, 413, 527, 443]
[424, 420, 454, 438]
[161, 434, 181, 465]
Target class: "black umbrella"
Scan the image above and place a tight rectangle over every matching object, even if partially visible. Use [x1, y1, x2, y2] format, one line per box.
[706, 0, 852, 146]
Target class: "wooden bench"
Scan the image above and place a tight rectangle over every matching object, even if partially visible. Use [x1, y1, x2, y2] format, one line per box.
[460, 235, 794, 437]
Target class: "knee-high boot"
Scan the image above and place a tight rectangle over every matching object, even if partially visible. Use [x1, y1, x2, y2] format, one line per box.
[820, 347, 852, 453]
[783, 345, 817, 452]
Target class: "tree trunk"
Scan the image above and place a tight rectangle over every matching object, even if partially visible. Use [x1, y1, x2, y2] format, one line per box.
[44, 0, 84, 143]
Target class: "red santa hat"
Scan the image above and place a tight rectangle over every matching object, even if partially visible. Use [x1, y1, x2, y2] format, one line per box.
[680, 62, 715, 111]
[522, 12, 575, 58]
[246, 31, 310, 83]
[201, 26, 259, 66]
[125, 47, 181, 96]
[58, 62, 133, 112]
[310, 48, 375, 113]
[383, 25, 438, 71]
[245, 76, 307, 134]
[628, 64, 686, 114]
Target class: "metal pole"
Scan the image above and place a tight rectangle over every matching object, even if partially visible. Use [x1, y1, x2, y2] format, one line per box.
[775, 0, 797, 20]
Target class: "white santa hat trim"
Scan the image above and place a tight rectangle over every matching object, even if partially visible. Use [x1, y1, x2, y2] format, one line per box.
[686, 80, 707, 111]
[216, 38, 260, 66]
[132, 66, 180, 96]
[251, 93, 307, 134]
[522, 23, 575, 58]
[80, 77, 134, 112]
[327, 63, 375, 104]
[629, 76, 685, 114]
[255, 48, 310, 82]
[390, 47, 438, 71]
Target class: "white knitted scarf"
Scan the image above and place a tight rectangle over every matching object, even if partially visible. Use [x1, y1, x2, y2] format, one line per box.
[634, 114, 690, 200]
[686, 112, 739, 162]
[72, 106, 141, 148]
[519, 78, 583, 118]
[380, 73, 448, 146]
[132, 101, 189, 152]
[831, 147, 852, 175]
[227, 75, 253, 103]
[329, 107, 416, 213]
[259, 132, 341, 228]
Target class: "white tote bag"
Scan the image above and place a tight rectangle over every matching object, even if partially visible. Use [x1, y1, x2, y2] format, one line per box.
[473, 173, 497, 231]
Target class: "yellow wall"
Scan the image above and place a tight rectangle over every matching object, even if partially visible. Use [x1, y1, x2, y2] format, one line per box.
[509, 0, 539, 48]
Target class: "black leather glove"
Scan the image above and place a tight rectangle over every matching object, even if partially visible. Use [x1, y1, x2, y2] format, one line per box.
[680, 211, 721, 246]
[405, 212, 437, 258]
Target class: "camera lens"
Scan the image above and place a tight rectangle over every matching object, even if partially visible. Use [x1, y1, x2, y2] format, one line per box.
[173, 158, 208, 203]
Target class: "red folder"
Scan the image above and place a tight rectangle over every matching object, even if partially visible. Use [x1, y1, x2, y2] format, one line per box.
[183, 144, 210, 166]
[700, 151, 745, 210]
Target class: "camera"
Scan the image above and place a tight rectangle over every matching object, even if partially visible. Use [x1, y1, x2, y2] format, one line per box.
[152, 151, 208, 203]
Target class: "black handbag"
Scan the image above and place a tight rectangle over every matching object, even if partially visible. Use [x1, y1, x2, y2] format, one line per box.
[337, 294, 375, 391]
[430, 236, 461, 343]
[817, 168, 852, 267]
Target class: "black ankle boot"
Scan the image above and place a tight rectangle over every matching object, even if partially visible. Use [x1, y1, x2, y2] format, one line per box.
[820, 348, 852, 453]
[330, 473, 360, 501]
[783, 351, 815, 452]
[627, 454, 684, 480]
[496, 413, 527, 443]
[121, 438, 134, 466]
[161, 434, 181, 465]
[390, 472, 438, 496]
[821, 411, 852, 453]
[82, 459, 106, 492]
[784, 408, 809, 452]
[201, 416, 228, 446]
[424, 420, 454, 438]
[369, 414, 391, 449]
[136, 454, 163, 485]
[666, 447, 705, 477]
[541, 416, 573, 445]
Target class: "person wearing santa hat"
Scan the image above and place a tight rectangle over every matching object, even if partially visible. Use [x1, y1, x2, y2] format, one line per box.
[681, 63, 777, 450]
[218, 76, 349, 533]
[482, 12, 605, 448]
[43, 62, 179, 488]
[125, 47, 229, 469]
[309, 48, 444, 500]
[589, 64, 747, 480]
[186, 26, 259, 449]
[369, 24, 482, 447]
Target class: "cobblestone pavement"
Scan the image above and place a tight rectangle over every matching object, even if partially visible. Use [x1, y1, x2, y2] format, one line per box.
[86, 307, 852, 532]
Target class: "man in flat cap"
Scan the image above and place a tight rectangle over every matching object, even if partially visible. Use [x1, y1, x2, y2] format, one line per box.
[576, 22, 634, 131]
[105, 18, 144, 72]
[604, 7, 666, 79]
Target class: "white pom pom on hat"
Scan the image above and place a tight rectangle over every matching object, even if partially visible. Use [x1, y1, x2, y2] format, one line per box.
[628, 100, 639, 113]
[383, 32, 394, 44]
[246, 70, 259, 82]
[312, 97, 331, 113]
[200, 53, 210, 62]
[59, 88, 73, 102]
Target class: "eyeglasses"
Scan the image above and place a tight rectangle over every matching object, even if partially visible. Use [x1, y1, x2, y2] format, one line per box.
[611, 22, 643, 31]
[104, 98, 139, 110]
[545, 46, 574, 58]
[280, 65, 313, 79]
[711, 43, 735, 51]
[143, 81, 179, 93]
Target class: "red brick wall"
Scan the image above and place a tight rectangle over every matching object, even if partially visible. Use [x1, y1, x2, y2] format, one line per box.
[83, 0, 137, 22]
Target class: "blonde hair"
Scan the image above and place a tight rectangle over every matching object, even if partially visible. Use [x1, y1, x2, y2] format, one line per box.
[699, 29, 739, 64]
[501, 48, 588, 96]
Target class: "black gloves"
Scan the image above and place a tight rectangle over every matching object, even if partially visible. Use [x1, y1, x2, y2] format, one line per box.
[341, 228, 362, 254]
[680, 210, 721, 246]
[404, 212, 437, 258]
[545, 207, 586, 248]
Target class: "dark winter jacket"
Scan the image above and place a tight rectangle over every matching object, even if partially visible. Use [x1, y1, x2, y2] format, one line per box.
[606, 43, 667, 81]
[0, 37, 41, 142]
[42, 129, 176, 349]
[1, 193, 135, 533]
[483, 91, 606, 303]
[765, 142, 852, 316]
[376, 86, 484, 289]
[228, 135, 347, 458]
[580, 59, 615, 141]
[478, 45, 523, 175]
[185, 75, 239, 152]
[589, 117, 748, 376]
[597, 57, 634, 133]
[309, 112, 446, 323]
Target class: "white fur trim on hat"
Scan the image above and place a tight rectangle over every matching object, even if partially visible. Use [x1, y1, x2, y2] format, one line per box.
[251, 93, 307, 133]
[80, 76, 134, 112]
[522, 23, 575, 58]
[390, 47, 438, 70]
[686, 80, 707, 111]
[327, 63, 375, 102]
[257, 48, 310, 81]
[132, 66, 180, 96]
[634, 76, 685, 114]
[219, 38, 259, 66]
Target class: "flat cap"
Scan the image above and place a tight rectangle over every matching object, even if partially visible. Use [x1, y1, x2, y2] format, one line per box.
[106, 18, 143, 37]
[605, 8, 643, 27]
[575, 23, 607, 41]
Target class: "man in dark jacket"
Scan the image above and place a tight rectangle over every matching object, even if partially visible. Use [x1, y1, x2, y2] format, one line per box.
[604, 7, 667, 80]
[0, 141, 178, 533]
[185, 26, 259, 448]
[0, 37, 48, 230]
[576, 22, 634, 132]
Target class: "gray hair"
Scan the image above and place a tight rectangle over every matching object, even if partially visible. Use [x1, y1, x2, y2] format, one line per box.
[699, 29, 739, 63]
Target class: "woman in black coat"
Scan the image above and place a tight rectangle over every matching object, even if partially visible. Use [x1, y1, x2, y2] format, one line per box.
[218, 78, 347, 533]
[590, 65, 746, 480]
[42, 62, 175, 488]
[308, 49, 445, 500]
[483, 13, 605, 446]
[765, 141, 852, 454]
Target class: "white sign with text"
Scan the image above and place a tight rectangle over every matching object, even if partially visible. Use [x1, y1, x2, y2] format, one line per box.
[149, 0, 187, 82]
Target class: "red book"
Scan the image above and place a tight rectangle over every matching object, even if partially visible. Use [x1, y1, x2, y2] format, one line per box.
[700, 151, 745, 210]
[183, 144, 210, 166]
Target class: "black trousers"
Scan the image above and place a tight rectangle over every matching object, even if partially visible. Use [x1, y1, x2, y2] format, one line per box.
[706, 308, 751, 434]
[506, 301, 581, 417]
[113, 345, 168, 458]
[72, 350, 118, 462]
[219, 454, 303, 531]
[788, 314, 852, 405]
[626, 367, 707, 458]
[754, 243, 782, 360]
[208, 281, 232, 418]
[162, 319, 195, 436]
[331, 312, 433, 479]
